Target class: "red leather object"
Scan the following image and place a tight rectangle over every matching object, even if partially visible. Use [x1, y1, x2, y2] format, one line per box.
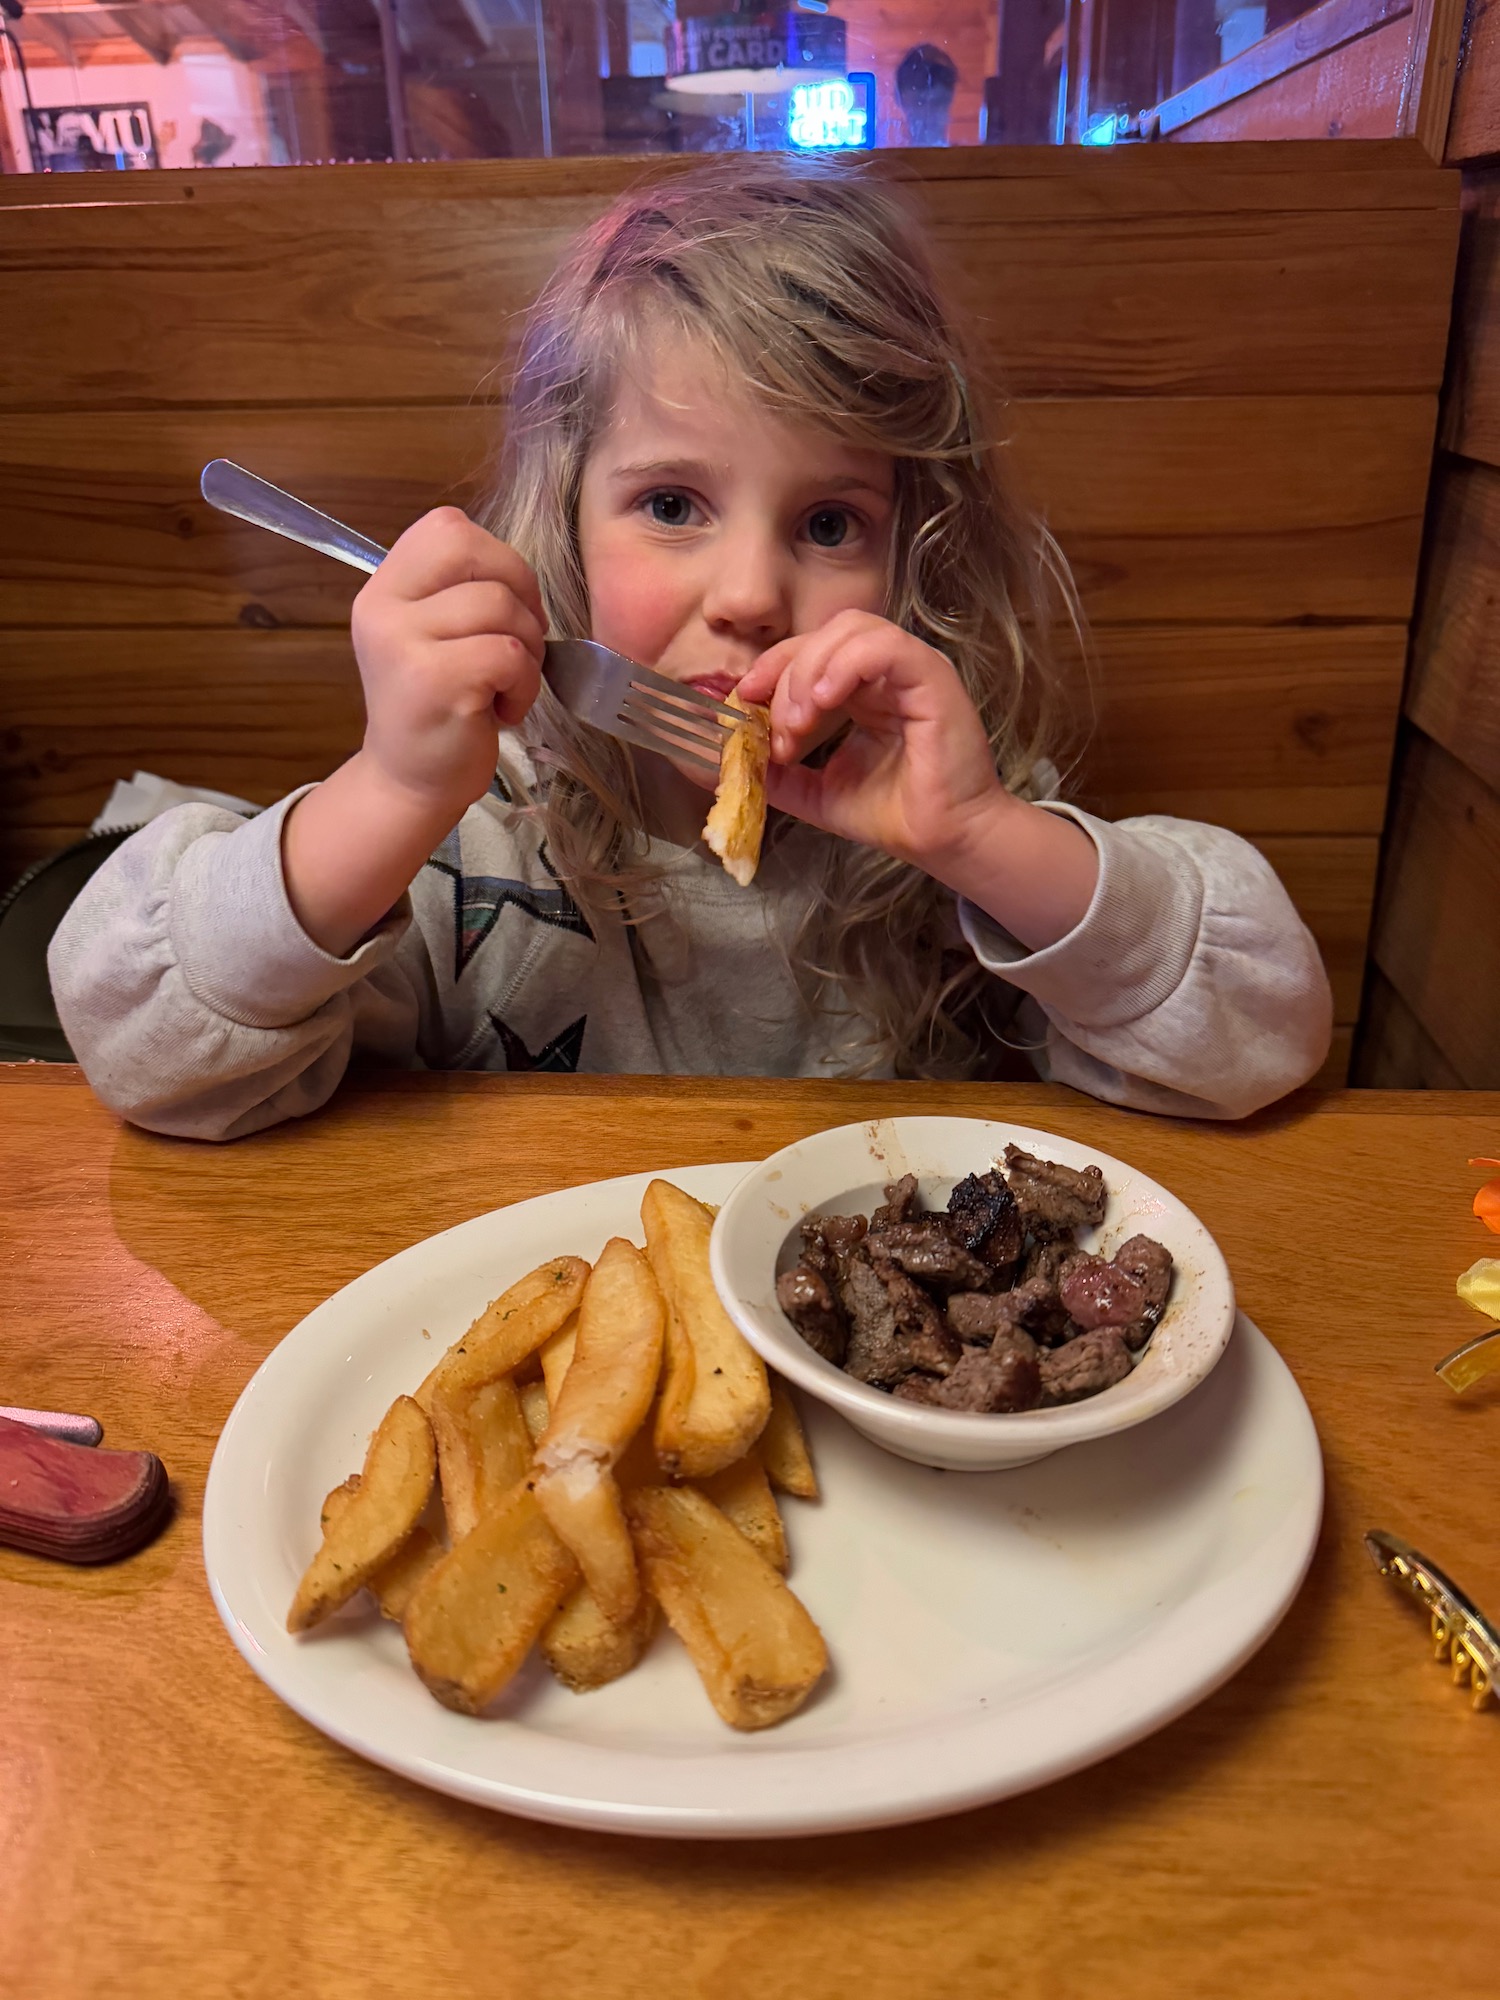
[0, 1413, 170, 1562]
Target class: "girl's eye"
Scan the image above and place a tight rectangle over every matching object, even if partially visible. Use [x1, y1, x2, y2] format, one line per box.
[647, 490, 695, 527]
[806, 508, 852, 549]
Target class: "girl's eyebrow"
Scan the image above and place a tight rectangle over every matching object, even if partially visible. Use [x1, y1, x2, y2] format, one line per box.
[607, 458, 892, 502]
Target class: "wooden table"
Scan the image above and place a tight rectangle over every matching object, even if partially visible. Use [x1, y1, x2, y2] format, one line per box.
[4, 1067, 1497, 1998]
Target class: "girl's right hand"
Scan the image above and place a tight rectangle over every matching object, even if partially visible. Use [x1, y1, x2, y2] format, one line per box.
[350, 507, 547, 820]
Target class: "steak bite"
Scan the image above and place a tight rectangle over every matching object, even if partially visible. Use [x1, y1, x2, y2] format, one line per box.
[1002, 1145, 1107, 1237]
[1038, 1328, 1131, 1404]
[1058, 1254, 1148, 1331]
[800, 1210, 867, 1287]
[948, 1272, 1075, 1348]
[867, 1220, 995, 1294]
[1111, 1235, 1173, 1322]
[776, 1265, 847, 1365]
[871, 1174, 924, 1230]
[944, 1170, 1024, 1275]
[894, 1333, 1042, 1413]
[840, 1246, 960, 1387]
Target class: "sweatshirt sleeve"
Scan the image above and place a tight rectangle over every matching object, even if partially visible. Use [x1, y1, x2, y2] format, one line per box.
[48, 790, 428, 1142]
[957, 804, 1334, 1120]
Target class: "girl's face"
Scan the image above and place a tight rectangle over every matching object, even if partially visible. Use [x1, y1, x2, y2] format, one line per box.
[577, 335, 896, 703]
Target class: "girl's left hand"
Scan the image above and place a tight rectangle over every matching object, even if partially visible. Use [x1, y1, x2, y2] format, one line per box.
[734, 610, 1006, 874]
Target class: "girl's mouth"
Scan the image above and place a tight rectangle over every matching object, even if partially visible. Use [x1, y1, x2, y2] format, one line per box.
[686, 674, 740, 701]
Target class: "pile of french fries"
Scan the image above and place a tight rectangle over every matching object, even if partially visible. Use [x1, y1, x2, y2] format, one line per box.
[287, 1179, 827, 1731]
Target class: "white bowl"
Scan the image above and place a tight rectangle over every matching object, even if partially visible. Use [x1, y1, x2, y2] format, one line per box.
[710, 1116, 1237, 1473]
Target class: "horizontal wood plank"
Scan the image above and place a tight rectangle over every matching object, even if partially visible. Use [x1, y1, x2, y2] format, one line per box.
[1370, 725, 1500, 1082]
[1074, 624, 1408, 833]
[0, 621, 1377, 1021]
[0, 154, 1458, 409]
[1351, 963, 1466, 1083]
[0, 623, 1406, 861]
[1406, 456, 1500, 792]
[0, 140, 1460, 209]
[0, 395, 1440, 631]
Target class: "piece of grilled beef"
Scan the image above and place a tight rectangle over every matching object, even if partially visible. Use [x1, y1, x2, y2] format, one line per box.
[871, 1174, 924, 1230]
[894, 1331, 1042, 1413]
[1003, 1145, 1107, 1237]
[944, 1169, 1025, 1277]
[946, 1272, 1074, 1347]
[840, 1244, 960, 1386]
[867, 1220, 995, 1295]
[775, 1266, 847, 1365]
[1038, 1328, 1131, 1404]
[1058, 1254, 1148, 1332]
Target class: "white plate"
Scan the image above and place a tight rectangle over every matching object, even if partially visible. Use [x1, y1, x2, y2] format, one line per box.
[203, 1161, 1323, 1840]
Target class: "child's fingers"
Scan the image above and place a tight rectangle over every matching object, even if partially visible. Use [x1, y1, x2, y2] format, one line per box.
[420, 581, 547, 664]
[434, 635, 542, 726]
[380, 508, 545, 623]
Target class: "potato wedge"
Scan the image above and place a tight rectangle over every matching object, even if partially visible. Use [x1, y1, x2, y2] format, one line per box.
[539, 1312, 579, 1408]
[698, 1450, 788, 1573]
[319, 1475, 443, 1622]
[288, 1396, 435, 1633]
[627, 1485, 827, 1730]
[432, 1375, 533, 1543]
[541, 1584, 657, 1692]
[644, 1180, 770, 1480]
[759, 1379, 819, 1500]
[402, 1482, 578, 1714]
[416, 1256, 589, 1412]
[535, 1239, 665, 1622]
[518, 1378, 550, 1445]
[702, 691, 770, 887]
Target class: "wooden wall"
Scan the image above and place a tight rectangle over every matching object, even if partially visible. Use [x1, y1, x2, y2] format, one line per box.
[0, 142, 1459, 1084]
[1357, 26, 1500, 1083]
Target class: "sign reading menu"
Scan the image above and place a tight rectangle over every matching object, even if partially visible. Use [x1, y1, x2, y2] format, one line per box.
[24, 104, 158, 171]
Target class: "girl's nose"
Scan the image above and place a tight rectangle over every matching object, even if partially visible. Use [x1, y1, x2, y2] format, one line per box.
[700, 529, 792, 647]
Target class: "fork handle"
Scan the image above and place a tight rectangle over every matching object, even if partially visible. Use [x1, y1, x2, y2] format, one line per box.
[200, 460, 389, 575]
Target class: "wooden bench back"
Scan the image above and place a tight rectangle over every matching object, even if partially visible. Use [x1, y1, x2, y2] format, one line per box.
[0, 142, 1460, 1078]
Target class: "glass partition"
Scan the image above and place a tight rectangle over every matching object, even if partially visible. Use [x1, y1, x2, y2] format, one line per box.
[0, 0, 1421, 170]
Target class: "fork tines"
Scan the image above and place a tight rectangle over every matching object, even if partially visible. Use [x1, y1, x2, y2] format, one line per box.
[622, 669, 740, 772]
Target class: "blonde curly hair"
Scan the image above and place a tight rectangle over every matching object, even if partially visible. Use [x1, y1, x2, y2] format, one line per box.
[480, 152, 1082, 1079]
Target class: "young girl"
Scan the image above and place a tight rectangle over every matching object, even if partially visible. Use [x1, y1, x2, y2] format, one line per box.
[50, 156, 1332, 1141]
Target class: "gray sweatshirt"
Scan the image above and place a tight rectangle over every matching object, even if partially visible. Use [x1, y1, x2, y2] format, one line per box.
[47, 778, 1334, 1141]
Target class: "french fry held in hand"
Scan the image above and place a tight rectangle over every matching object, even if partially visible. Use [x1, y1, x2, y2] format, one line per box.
[430, 1375, 533, 1543]
[702, 690, 770, 888]
[645, 1179, 770, 1480]
[533, 1238, 666, 1623]
[416, 1256, 589, 1411]
[402, 1482, 578, 1714]
[320, 1476, 443, 1623]
[287, 1395, 435, 1633]
[758, 1379, 819, 1500]
[627, 1484, 827, 1730]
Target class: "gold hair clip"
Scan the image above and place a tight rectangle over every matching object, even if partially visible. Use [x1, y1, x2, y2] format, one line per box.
[1364, 1531, 1499, 1710]
[1436, 1324, 1500, 1391]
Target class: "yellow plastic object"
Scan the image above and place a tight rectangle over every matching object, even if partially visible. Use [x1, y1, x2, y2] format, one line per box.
[1456, 1257, 1500, 1318]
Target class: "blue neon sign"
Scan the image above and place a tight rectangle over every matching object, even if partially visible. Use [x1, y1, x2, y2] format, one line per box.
[788, 73, 874, 149]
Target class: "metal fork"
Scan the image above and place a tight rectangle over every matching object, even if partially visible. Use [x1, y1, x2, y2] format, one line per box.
[199, 458, 738, 773]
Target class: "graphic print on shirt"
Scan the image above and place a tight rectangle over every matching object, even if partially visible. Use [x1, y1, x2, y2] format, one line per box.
[490, 1012, 587, 1073]
[426, 833, 592, 982]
